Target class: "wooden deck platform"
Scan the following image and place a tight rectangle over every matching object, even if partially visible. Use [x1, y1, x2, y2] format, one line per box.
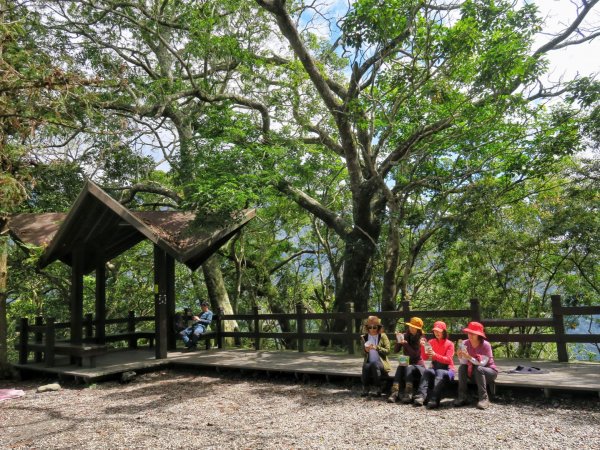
[12, 348, 600, 397]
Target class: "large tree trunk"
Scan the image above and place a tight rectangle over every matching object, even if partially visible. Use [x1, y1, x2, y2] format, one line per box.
[381, 225, 401, 332]
[202, 254, 240, 346]
[0, 236, 9, 378]
[331, 229, 378, 334]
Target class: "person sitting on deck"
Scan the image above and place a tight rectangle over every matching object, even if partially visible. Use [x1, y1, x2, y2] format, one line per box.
[454, 321, 497, 410]
[413, 320, 455, 409]
[387, 316, 426, 404]
[360, 315, 391, 397]
[180, 301, 213, 350]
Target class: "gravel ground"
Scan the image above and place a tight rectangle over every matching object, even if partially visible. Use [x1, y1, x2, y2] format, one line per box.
[1, 370, 599, 450]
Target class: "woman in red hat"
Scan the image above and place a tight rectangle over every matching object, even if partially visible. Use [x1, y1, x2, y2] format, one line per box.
[413, 320, 455, 408]
[454, 321, 497, 410]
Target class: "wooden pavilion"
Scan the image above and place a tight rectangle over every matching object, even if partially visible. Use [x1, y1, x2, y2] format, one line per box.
[6, 180, 255, 362]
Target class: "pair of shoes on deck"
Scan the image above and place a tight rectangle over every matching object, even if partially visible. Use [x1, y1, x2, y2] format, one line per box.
[183, 345, 198, 352]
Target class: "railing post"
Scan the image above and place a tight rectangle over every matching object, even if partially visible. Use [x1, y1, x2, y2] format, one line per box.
[18, 317, 29, 364]
[401, 300, 411, 324]
[84, 313, 94, 341]
[128, 311, 137, 349]
[470, 298, 481, 322]
[34, 316, 43, 363]
[216, 307, 224, 349]
[253, 306, 261, 351]
[45, 317, 55, 367]
[551, 295, 569, 362]
[345, 302, 355, 355]
[296, 302, 305, 353]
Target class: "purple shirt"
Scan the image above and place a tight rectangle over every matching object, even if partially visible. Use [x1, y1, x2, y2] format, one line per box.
[465, 339, 497, 372]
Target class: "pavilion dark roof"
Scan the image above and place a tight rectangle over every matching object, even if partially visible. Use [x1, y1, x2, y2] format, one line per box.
[6, 181, 255, 273]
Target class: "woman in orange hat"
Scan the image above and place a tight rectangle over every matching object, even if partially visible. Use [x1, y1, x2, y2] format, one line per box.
[386, 317, 426, 403]
[454, 321, 497, 410]
[413, 320, 455, 408]
[360, 315, 391, 397]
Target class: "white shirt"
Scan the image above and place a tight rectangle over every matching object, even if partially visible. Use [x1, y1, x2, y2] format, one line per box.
[367, 334, 381, 363]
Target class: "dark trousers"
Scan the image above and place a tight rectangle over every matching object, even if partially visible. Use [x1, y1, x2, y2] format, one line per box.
[362, 361, 385, 390]
[419, 368, 452, 403]
[457, 364, 497, 400]
[392, 364, 424, 387]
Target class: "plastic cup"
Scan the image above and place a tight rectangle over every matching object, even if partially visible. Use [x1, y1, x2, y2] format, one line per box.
[398, 355, 409, 366]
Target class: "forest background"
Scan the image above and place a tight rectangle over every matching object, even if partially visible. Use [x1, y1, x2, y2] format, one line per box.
[1, 0, 599, 376]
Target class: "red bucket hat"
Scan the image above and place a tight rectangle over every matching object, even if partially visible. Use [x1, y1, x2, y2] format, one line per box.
[432, 321, 447, 332]
[463, 321, 486, 339]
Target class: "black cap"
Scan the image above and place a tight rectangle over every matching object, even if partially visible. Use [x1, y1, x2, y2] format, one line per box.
[201, 301, 209, 307]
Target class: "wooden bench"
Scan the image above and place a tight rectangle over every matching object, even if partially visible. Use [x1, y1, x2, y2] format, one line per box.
[26, 342, 108, 368]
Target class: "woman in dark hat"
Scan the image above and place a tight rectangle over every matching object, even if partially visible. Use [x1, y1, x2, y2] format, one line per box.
[454, 321, 497, 409]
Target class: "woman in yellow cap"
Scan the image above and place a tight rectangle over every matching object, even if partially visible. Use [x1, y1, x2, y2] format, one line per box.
[360, 315, 391, 397]
[387, 317, 426, 403]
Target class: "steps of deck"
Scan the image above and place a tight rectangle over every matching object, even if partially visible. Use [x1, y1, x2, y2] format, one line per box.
[12, 348, 600, 395]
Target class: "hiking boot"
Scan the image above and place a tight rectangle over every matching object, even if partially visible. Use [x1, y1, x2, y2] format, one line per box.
[387, 384, 399, 403]
[476, 398, 490, 410]
[360, 386, 370, 397]
[426, 398, 439, 409]
[453, 397, 469, 407]
[413, 395, 425, 407]
[370, 391, 382, 398]
[400, 382, 413, 404]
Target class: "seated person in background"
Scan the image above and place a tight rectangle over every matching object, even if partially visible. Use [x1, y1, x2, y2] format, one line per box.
[454, 321, 497, 410]
[413, 320, 455, 409]
[180, 301, 213, 350]
[387, 316, 426, 404]
[360, 315, 391, 397]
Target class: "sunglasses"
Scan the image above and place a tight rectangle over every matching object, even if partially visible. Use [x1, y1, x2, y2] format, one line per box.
[366, 325, 380, 330]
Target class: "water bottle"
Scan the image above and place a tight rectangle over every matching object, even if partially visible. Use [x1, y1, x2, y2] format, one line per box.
[396, 332, 404, 343]
[457, 339, 467, 364]
[423, 339, 432, 353]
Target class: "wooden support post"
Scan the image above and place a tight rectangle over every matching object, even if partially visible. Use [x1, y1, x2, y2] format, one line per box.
[296, 302, 305, 353]
[18, 317, 28, 364]
[34, 316, 43, 363]
[95, 258, 106, 345]
[71, 247, 85, 348]
[216, 307, 224, 349]
[166, 254, 176, 351]
[127, 311, 137, 349]
[253, 306, 260, 351]
[297, 303, 305, 352]
[45, 318, 55, 367]
[153, 245, 168, 359]
[346, 302, 355, 355]
[470, 298, 481, 322]
[551, 295, 569, 362]
[84, 313, 94, 341]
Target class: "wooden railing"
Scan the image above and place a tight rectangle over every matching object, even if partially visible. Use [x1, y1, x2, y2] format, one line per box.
[17, 311, 155, 366]
[215, 295, 599, 362]
[16, 295, 600, 364]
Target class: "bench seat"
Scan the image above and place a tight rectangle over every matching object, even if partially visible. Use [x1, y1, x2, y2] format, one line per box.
[26, 342, 108, 368]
